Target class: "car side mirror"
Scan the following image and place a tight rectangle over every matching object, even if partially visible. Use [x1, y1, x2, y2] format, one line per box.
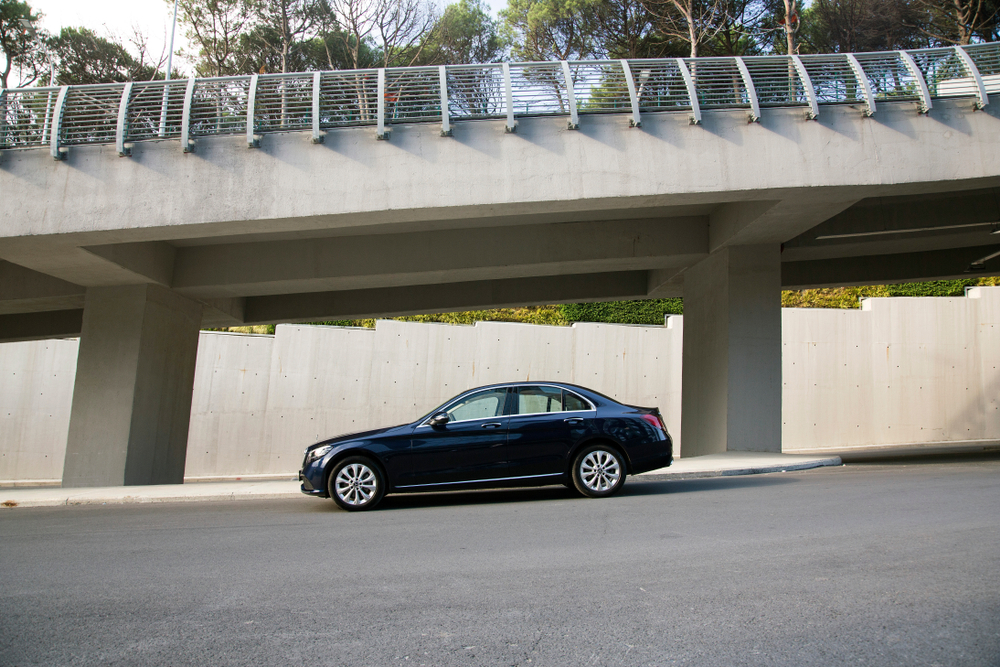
[428, 412, 450, 428]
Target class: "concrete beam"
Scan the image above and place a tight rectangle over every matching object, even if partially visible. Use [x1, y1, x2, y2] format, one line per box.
[0, 240, 174, 289]
[172, 218, 708, 299]
[82, 242, 176, 286]
[647, 268, 684, 298]
[783, 244, 1000, 289]
[63, 285, 202, 487]
[243, 271, 650, 324]
[0, 310, 83, 343]
[790, 187, 1000, 244]
[0, 260, 85, 314]
[709, 197, 859, 251]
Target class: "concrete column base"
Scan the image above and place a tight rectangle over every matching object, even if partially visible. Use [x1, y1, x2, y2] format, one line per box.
[62, 285, 202, 487]
[681, 245, 782, 456]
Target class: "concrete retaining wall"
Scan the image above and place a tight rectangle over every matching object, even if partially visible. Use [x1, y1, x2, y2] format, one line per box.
[2, 286, 997, 484]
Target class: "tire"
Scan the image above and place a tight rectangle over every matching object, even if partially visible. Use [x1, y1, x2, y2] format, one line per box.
[328, 456, 386, 511]
[571, 444, 626, 498]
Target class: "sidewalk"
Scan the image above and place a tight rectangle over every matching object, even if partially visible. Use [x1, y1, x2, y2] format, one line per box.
[0, 452, 841, 509]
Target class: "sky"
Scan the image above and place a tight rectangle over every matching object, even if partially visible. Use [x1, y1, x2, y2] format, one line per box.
[29, 0, 506, 77]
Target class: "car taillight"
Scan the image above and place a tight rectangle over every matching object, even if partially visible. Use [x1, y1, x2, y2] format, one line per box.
[640, 413, 666, 432]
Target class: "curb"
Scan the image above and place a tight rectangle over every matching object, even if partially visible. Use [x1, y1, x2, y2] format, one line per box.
[635, 456, 842, 482]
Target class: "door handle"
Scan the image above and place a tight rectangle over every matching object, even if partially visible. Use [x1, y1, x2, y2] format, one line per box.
[564, 417, 583, 424]
[481, 422, 502, 429]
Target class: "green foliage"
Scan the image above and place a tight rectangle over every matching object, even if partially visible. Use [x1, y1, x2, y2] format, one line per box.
[426, 0, 508, 64]
[559, 299, 684, 324]
[501, 0, 603, 61]
[45, 27, 162, 85]
[781, 278, 999, 308]
[780, 286, 890, 308]
[0, 0, 46, 88]
[312, 305, 571, 328]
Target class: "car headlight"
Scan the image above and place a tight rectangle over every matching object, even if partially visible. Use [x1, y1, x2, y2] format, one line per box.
[305, 444, 333, 464]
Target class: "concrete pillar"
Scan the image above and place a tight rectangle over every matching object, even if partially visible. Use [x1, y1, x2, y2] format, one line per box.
[62, 285, 202, 487]
[681, 245, 781, 456]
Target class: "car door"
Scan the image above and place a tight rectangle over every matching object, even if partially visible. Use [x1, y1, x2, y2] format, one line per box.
[505, 385, 594, 479]
[398, 387, 511, 488]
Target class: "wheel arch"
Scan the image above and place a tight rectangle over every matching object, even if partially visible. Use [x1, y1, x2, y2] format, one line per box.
[323, 448, 390, 493]
[568, 437, 633, 475]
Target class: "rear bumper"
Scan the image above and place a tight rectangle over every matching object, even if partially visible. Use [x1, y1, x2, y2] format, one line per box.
[630, 436, 673, 475]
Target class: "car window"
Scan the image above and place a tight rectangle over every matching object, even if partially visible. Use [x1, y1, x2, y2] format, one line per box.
[445, 389, 508, 422]
[563, 390, 590, 412]
[516, 386, 564, 415]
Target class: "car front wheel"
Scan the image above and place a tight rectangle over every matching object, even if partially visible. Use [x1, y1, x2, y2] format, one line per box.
[329, 456, 385, 511]
[572, 445, 626, 498]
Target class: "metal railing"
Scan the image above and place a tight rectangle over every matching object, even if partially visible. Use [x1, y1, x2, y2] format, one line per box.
[1, 43, 996, 159]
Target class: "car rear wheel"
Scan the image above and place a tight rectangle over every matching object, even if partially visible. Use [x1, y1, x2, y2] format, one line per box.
[572, 445, 626, 498]
[329, 456, 385, 511]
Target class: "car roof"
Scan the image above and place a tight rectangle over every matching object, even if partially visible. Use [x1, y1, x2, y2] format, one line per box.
[454, 381, 618, 404]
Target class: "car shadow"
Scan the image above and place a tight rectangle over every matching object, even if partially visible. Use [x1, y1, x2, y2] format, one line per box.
[347, 474, 798, 512]
[622, 475, 798, 496]
[375, 485, 578, 511]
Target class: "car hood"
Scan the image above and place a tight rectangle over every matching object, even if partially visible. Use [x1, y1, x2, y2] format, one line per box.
[309, 424, 409, 449]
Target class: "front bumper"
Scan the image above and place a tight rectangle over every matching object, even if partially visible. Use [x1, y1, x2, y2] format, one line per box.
[299, 471, 327, 497]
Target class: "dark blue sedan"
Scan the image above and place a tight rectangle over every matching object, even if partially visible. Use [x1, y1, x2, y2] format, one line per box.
[299, 382, 672, 511]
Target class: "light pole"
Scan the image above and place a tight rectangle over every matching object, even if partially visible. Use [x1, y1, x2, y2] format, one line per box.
[159, 0, 180, 137]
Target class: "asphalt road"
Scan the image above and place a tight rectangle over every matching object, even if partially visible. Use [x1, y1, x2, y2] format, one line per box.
[2, 456, 999, 666]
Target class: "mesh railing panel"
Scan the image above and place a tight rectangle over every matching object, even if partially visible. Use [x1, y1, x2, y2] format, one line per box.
[683, 58, 750, 109]
[571, 61, 631, 114]
[961, 43, 1000, 94]
[318, 70, 378, 127]
[627, 60, 691, 112]
[852, 52, 921, 101]
[910, 47, 978, 98]
[385, 68, 440, 125]
[3, 42, 999, 153]
[742, 56, 807, 107]
[61, 84, 122, 145]
[126, 81, 185, 141]
[509, 63, 570, 116]
[0, 88, 59, 149]
[254, 74, 313, 133]
[797, 54, 866, 104]
[189, 76, 251, 137]
[446, 65, 505, 120]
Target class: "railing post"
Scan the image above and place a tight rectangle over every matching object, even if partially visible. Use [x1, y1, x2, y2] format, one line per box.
[790, 55, 819, 120]
[561, 61, 579, 129]
[439, 66, 451, 136]
[502, 63, 517, 133]
[49, 85, 69, 160]
[376, 68, 389, 140]
[620, 60, 641, 127]
[158, 82, 171, 138]
[41, 88, 53, 144]
[954, 45, 989, 109]
[845, 54, 876, 116]
[116, 82, 134, 157]
[181, 77, 196, 152]
[312, 71, 323, 143]
[899, 51, 932, 114]
[734, 57, 760, 123]
[247, 74, 260, 148]
[675, 59, 701, 125]
[0, 88, 6, 149]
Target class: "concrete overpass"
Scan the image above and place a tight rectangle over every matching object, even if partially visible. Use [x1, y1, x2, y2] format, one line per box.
[2, 45, 999, 487]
